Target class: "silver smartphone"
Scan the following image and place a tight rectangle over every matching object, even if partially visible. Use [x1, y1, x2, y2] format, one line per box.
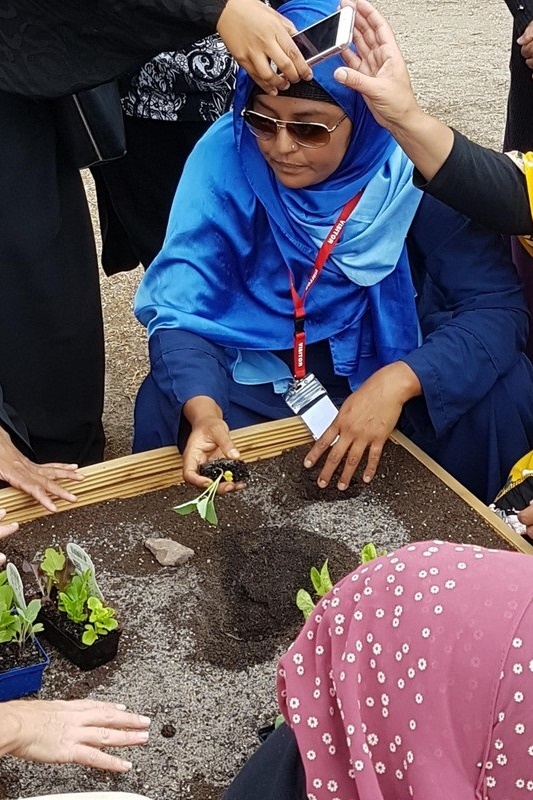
[292, 7, 355, 67]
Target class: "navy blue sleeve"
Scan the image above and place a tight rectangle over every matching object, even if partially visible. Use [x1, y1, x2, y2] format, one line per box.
[149, 329, 232, 418]
[403, 194, 529, 437]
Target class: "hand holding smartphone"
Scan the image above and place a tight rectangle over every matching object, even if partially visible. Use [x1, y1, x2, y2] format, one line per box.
[291, 6, 355, 68]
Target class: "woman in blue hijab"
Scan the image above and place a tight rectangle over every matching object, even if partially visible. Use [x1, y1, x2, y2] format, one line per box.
[134, 0, 533, 504]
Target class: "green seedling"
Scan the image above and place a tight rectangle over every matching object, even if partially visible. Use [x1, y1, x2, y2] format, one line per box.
[82, 597, 118, 646]
[0, 568, 43, 651]
[58, 570, 91, 624]
[360, 542, 387, 563]
[173, 468, 234, 526]
[24, 546, 73, 600]
[296, 560, 333, 620]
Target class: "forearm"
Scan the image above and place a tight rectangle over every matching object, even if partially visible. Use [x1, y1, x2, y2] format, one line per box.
[416, 130, 533, 235]
[386, 107, 454, 182]
[183, 396, 224, 427]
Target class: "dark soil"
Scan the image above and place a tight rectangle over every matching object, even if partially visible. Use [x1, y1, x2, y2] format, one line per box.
[199, 459, 250, 483]
[0, 439, 514, 800]
[0, 639, 44, 672]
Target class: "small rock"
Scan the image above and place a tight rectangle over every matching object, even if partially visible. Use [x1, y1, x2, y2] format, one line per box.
[144, 538, 195, 566]
[161, 723, 176, 738]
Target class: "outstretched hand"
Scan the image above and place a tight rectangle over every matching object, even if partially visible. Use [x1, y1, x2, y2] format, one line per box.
[334, 0, 418, 130]
[1, 698, 151, 772]
[0, 427, 83, 512]
[303, 362, 421, 490]
[217, 0, 312, 95]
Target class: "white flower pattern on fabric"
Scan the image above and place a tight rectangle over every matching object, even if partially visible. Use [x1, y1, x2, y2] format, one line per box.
[275, 541, 533, 800]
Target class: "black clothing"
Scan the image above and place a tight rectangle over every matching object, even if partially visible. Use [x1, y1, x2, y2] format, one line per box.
[222, 724, 306, 800]
[0, 0, 227, 464]
[415, 129, 533, 235]
[504, 0, 533, 154]
[0, 0, 225, 98]
[92, 117, 213, 272]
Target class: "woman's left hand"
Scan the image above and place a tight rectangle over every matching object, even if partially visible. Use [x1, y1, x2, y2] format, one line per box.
[303, 362, 421, 489]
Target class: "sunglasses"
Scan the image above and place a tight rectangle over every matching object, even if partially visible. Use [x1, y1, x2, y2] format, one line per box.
[241, 108, 348, 149]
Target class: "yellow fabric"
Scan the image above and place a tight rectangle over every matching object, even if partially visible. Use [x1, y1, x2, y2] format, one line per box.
[505, 150, 533, 256]
[493, 448, 533, 504]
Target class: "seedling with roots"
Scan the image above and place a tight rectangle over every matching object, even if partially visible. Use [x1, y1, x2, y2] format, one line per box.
[173, 468, 234, 526]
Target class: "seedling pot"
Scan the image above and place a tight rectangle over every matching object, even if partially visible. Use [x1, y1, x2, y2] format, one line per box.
[0, 637, 50, 701]
[39, 608, 122, 671]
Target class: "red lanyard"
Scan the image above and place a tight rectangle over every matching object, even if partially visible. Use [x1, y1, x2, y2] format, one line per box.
[289, 191, 363, 380]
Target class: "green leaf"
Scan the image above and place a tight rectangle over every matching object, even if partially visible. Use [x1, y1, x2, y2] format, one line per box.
[197, 497, 209, 520]
[6, 563, 27, 610]
[310, 566, 322, 595]
[82, 626, 98, 646]
[204, 502, 218, 526]
[361, 543, 378, 564]
[319, 560, 333, 595]
[173, 501, 198, 516]
[274, 714, 285, 729]
[296, 589, 316, 620]
[41, 547, 66, 580]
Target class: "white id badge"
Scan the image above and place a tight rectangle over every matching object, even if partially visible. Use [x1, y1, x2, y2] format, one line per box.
[283, 373, 338, 439]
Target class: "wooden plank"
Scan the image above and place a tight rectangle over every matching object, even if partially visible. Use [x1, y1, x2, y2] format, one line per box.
[0, 418, 530, 555]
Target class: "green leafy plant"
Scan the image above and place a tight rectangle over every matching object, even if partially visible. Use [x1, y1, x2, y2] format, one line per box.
[360, 542, 387, 563]
[58, 570, 91, 624]
[173, 468, 233, 526]
[28, 543, 119, 648]
[296, 560, 333, 621]
[82, 597, 118, 646]
[24, 546, 73, 599]
[0, 567, 43, 652]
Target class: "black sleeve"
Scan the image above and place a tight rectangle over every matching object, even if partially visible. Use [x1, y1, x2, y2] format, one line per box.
[413, 129, 533, 235]
[503, 0, 533, 32]
[0, 0, 227, 98]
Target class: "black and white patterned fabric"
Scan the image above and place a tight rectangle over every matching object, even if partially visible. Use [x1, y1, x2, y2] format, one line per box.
[121, 34, 237, 122]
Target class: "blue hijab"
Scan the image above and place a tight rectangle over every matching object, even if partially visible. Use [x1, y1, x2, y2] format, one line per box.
[135, 0, 423, 389]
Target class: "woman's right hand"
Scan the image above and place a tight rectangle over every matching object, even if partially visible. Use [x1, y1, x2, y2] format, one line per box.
[182, 397, 245, 492]
[217, 0, 313, 95]
[1, 698, 151, 771]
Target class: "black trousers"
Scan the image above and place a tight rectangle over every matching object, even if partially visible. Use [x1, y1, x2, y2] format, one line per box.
[92, 114, 212, 273]
[222, 724, 306, 800]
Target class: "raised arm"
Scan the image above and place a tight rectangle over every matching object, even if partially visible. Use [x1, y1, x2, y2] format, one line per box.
[333, 0, 533, 234]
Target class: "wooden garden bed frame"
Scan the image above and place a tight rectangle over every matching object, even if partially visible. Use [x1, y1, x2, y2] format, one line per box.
[1, 418, 531, 554]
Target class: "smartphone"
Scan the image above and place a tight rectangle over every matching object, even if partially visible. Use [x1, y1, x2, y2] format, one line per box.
[291, 7, 355, 67]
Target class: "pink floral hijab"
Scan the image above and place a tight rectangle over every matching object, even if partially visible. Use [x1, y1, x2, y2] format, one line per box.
[277, 540, 533, 799]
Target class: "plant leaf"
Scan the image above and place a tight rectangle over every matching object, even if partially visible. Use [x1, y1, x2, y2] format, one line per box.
[173, 501, 198, 516]
[319, 559, 333, 594]
[361, 543, 378, 564]
[204, 502, 218, 526]
[41, 547, 65, 579]
[197, 497, 209, 520]
[310, 566, 322, 595]
[6, 563, 27, 610]
[296, 589, 315, 620]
